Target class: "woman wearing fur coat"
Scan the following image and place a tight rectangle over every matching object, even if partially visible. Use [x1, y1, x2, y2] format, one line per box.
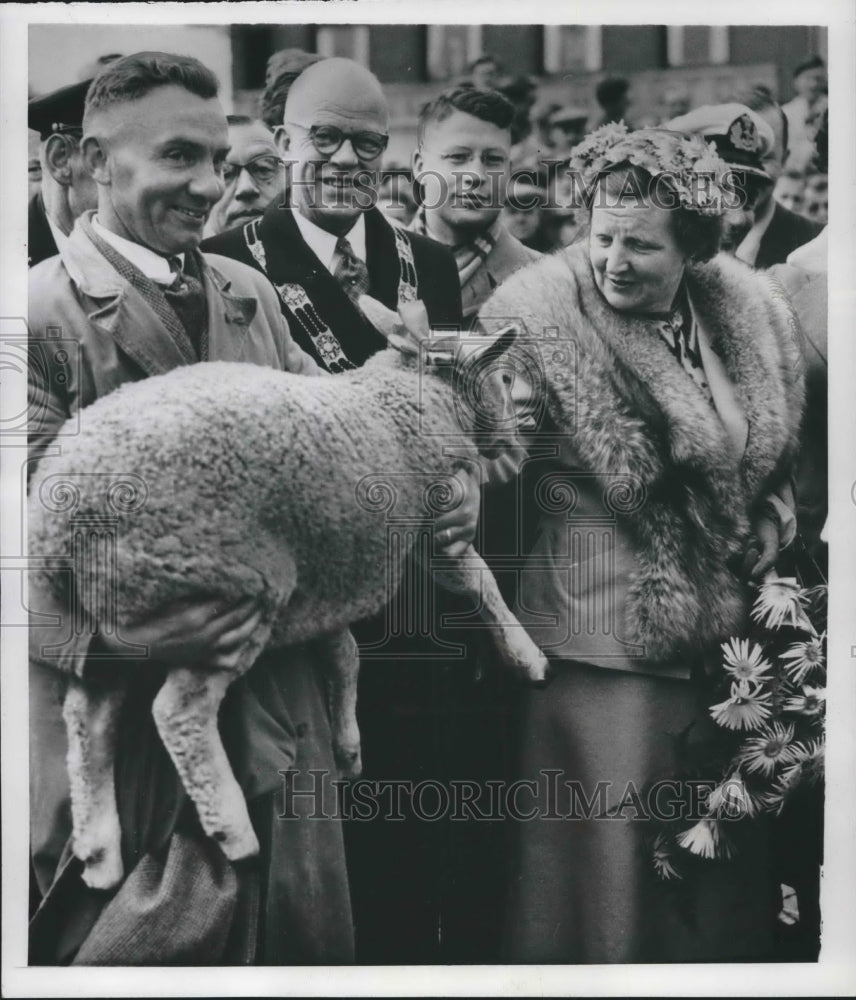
[478, 125, 805, 962]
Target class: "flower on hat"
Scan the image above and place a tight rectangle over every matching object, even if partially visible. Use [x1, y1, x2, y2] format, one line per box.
[566, 123, 729, 217]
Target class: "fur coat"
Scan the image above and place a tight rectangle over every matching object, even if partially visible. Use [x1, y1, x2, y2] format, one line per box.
[478, 242, 805, 664]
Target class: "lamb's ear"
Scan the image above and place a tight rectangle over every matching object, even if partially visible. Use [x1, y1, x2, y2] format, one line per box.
[456, 324, 519, 367]
[397, 300, 431, 345]
[358, 294, 404, 340]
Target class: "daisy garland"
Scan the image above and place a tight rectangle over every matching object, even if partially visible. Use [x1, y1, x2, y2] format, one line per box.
[652, 578, 826, 878]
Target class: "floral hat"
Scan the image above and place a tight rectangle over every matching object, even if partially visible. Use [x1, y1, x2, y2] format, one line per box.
[567, 121, 731, 217]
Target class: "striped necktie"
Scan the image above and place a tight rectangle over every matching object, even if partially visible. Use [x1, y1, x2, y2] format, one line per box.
[333, 237, 370, 305]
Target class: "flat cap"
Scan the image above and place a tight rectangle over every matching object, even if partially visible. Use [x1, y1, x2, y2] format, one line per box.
[28, 78, 92, 140]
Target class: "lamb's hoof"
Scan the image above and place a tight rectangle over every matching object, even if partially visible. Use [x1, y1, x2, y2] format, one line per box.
[531, 658, 556, 689]
[78, 844, 124, 891]
[335, 745, 363, 780]
[212, 823, 260, 862]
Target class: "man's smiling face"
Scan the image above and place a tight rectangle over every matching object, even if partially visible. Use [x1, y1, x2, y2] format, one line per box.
[93, 84, 229, 254]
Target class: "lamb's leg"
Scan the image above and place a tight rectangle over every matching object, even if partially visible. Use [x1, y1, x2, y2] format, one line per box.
[63, 677, 127, 890]
[434, 544, 550, 684]
[151, 667, 259, 862]
[314, 629, 362, 778]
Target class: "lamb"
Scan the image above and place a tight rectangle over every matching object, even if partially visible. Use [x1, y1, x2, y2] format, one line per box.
[27, 300, 549, 891]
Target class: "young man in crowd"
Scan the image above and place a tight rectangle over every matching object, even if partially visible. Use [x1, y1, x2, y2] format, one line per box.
[27, 50, 359, 966]
[410, 84, 540, 321]
[205, 114, 283, 236]
[27, 80, 98, 266]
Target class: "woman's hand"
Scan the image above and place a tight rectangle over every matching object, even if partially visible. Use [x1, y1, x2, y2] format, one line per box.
[95, 597, 264, 671]
[435, 465, 482, 557]
[742, 516, 780, 580]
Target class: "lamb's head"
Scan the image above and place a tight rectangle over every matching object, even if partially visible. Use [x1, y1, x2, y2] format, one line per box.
[358, 295, 521, 459]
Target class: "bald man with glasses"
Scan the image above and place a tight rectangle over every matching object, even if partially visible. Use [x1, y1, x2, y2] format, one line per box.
[203, 56, 462, 371]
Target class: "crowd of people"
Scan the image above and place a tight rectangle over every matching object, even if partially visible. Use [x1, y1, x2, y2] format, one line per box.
[25, 43, 828, 967]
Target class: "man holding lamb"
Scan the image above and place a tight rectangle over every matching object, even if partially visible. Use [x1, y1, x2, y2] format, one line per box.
[27, 51, 478, 965]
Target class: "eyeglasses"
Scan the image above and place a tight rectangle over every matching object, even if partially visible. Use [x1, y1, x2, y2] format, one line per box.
[221, 154, 281, 186]
[286, 122, 389, 162]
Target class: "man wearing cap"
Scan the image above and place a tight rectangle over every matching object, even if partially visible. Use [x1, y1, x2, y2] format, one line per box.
[28, 79, 98, 266]
[667, 102, 821, 267]
[410, 84, 540, 321]
[202, 56, 462, 373]
[735, 87, 824, 268]
[27, 51, 361, 966]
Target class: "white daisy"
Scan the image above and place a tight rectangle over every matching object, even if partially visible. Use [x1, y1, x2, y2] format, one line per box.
[751, 577, 815, 633]
[788, 738, 825, 783]
[738, 722, 798, 777]
[676, 819, 721, 859]
[780, 636, 826, 685]
[652, 833, 682, 881]
[710, 681, 772, 731]
[706, 774, 758, 819]
[783, 685, 826, 717]
[721, 637, 773, 684]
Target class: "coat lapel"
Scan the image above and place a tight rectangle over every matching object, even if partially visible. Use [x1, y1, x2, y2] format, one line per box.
[365, 208, 400, 308]
[257, 205, 386, 363]
[200, 258, 258, 363]
[685, 257, 793, 496]
[61, 222, 192, 376]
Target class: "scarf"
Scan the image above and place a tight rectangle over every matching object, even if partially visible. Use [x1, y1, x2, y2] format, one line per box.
[411, 205, 499, 292]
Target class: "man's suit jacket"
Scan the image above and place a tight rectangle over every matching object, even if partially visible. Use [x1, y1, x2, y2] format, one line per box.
[28, 194, 59, 268]
[756, 201, 824, 270]
[27, 215, 354, 965]
[202, 205, 463, 368]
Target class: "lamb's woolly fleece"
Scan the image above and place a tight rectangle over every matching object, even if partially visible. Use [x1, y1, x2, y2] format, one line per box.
[28, 349, 477, 670]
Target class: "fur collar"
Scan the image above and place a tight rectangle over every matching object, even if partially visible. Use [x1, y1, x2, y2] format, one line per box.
[479, 242, 805, 660]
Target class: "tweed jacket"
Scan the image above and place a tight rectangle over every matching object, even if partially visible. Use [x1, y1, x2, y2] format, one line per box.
[28, 213, 318, 475]
[479, 243, 805, 675]
[27, 216, 353, 964]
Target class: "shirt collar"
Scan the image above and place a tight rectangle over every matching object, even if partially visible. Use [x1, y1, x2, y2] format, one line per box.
[292, 208, 366, 273]
[91, 216, 183, 285]
[45, 214, 70, 256]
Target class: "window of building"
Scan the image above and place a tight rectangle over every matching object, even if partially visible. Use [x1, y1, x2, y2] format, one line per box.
[543, 25, 603, 74]
[426, 25, 483, 80]
[315, 25, 371, 65]
[666, 26, 730, 67]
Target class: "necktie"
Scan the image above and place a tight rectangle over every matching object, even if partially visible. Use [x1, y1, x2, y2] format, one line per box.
[333, 237, 370, 305]
[164, 255, 208, 358]
[661, 307, 714, 406]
